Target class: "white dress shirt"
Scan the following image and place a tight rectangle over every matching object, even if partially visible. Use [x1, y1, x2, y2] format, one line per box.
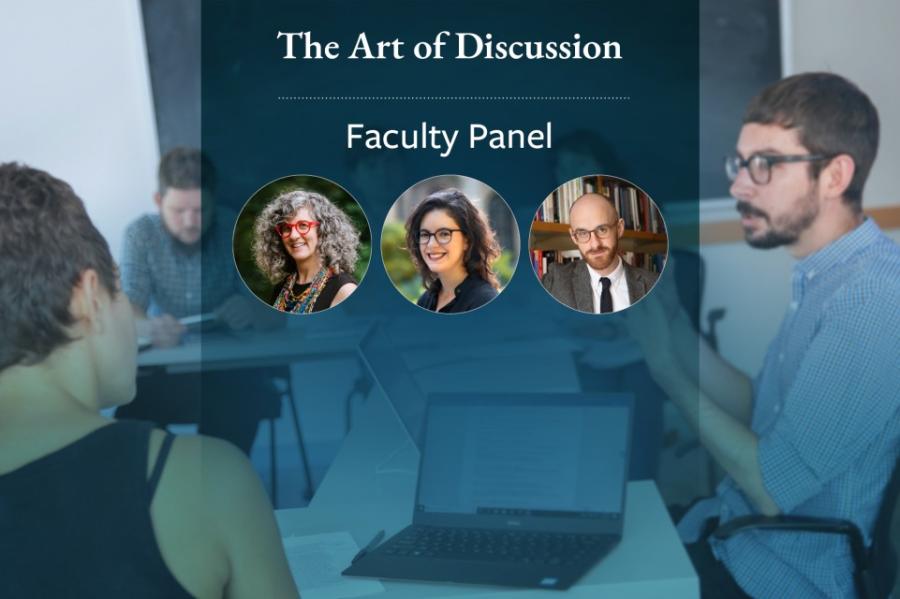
[587, 256, 631, 314]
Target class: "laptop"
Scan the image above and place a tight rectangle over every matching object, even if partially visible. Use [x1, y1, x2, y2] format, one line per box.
[343, 393, 633, 590]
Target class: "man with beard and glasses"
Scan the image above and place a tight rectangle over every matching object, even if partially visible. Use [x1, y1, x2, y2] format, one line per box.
[542, 192, 659, 314]
[629, 73, 900, 598]
[116, 148, 280, 455]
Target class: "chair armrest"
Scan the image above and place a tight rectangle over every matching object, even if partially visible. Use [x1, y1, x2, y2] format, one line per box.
[713, 515, 869, 581]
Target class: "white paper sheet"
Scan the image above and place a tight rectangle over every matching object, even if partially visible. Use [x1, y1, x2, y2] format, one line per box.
[282, 532, 385, 599]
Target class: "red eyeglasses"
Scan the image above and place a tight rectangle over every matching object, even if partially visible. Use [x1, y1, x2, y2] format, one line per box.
[275, 220, 320, 237]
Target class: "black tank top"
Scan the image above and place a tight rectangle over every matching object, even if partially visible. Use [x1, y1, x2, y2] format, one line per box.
[0, 420, 193, 598]
[270, 271, 357, 312]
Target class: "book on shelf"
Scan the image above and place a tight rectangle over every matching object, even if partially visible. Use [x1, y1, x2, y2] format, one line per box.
[534, 176, 665, 235]
[531, 247, 665, 277]
[530, 249, 580, 279]
[622, 251, 665, 273]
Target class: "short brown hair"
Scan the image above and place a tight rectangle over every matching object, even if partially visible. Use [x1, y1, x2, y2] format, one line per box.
[744, 72, 879, 209]
[0, 163, 118, 372]
[158, 147, 216, 194]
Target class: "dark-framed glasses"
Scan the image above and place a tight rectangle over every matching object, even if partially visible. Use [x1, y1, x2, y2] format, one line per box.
[571, 223, 617, 243]
[418, 228, 462, 246]
[725, 153, 834, 185]
[275, 220, 320, 237]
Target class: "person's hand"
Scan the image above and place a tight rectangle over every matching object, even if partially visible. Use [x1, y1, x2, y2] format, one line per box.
[148, 314, 185, 348]
[216, 295, 255, 331]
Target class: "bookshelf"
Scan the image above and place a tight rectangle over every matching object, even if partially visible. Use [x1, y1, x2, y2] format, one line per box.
[530, 175, 668, 278]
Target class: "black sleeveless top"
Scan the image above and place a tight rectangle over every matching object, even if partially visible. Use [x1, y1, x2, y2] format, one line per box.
[270, 271, 357, 312]
[0, 420, 192, 598]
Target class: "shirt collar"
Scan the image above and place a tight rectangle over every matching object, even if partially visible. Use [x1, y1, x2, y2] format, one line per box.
[587, 256, 624, 289]
[794, 217, 878, 282]
[430, 274, 481, 296]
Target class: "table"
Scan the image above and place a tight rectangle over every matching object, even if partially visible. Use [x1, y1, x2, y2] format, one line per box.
[275, 388, 699, 598]
[137, 325, 370, 373]
[135, 324, 370, 503]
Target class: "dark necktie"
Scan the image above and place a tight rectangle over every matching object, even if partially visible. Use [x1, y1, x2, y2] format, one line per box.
[599, 277, 613, 313]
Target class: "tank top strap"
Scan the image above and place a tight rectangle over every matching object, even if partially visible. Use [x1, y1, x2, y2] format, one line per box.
[147, 432, 175, 500]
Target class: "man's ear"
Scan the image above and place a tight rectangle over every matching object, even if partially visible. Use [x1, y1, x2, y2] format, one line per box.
[822, 154, 856, 201]
[616, 217, 625, 238]
[69, 269, 104, 332]
[153, 192, 163, 209]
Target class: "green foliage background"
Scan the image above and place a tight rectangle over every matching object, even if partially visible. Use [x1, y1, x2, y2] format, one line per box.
[233, 176, 371, 302]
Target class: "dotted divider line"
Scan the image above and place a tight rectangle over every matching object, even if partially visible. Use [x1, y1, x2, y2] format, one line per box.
[276, 96, 631, 101]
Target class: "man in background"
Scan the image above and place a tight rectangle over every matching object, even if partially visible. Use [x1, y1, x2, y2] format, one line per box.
[632, 72, 900, 597]
[542, 193, 659, 314]
[116, 148, 281, 454]
[121, 147, 254, 344]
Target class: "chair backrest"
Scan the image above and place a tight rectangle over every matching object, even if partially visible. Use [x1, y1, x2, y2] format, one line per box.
[867, 457, 900, 598]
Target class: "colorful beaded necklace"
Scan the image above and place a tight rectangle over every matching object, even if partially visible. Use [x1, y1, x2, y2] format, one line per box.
[274, 266, 333, 313]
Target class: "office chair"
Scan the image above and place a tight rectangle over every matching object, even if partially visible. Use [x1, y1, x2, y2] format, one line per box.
[713, 458, 900, 599]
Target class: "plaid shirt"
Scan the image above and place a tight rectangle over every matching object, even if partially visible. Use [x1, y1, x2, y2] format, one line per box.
[120, 210, 241, 317]
[682, 218, 900, 598]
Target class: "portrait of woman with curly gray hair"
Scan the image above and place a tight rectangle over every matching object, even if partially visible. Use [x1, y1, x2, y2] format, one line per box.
[252, 189, 360, 313]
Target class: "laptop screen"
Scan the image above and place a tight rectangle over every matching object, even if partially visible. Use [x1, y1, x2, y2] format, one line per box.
[416, 397, 630, 518]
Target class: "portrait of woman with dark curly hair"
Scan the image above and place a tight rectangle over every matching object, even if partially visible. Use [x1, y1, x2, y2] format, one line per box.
[252, 190, 360, 314]
[404, 188, 502, 314]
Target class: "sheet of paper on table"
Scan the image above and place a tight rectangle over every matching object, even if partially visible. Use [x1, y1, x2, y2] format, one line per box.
[282, 531, 385, 599]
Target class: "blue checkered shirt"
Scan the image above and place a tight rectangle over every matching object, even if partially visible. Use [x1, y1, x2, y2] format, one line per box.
[681, 218, 900, 598]
[120, 210, 241, 317]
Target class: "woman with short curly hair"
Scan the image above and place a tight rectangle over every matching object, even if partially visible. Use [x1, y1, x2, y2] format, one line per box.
[405, 188, 501, 313]
[253, 190, 359, 313]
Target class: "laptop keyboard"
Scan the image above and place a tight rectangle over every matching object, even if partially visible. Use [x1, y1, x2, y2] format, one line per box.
[379, 526, 611, 566]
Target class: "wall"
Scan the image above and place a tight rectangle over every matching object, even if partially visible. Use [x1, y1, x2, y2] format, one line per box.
[700, 0, 900, 375]
[791, 0, 900, 211]
[0, 1, 159, 261]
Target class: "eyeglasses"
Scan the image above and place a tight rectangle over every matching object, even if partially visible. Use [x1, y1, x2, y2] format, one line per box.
[418, 228, 463, 246]
[571, 223, 618, 243]
[275, 220, 319, 237]
[724, 153, 834, 185]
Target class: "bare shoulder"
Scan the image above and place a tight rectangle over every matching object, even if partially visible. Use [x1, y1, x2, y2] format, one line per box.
[331, 282, 358, 307]
[148, 433, 231, 598]
[149, 431, 244, 475]
[159, 434, 264, 510]
[151, 433, 299, 599]
[170, 434, 250, 475]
